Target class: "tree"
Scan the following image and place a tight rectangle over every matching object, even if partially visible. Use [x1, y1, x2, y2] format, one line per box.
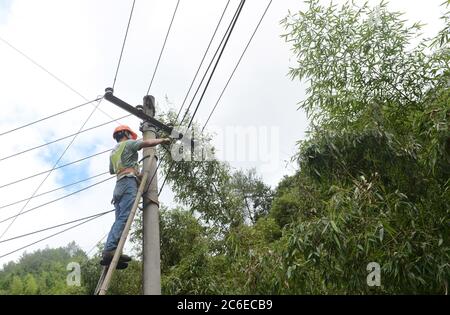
[0, 244, 89, 295]
[23, 274, 39, 295]
[231, 169, 274, 224]
[9, 276, 23, 295]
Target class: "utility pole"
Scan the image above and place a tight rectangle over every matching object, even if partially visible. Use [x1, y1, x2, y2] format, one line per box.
[141, 95, 161, 295]
[104, 88, 192, 295]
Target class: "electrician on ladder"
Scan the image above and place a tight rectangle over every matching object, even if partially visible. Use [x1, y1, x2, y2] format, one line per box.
[100, 125, 170, 269]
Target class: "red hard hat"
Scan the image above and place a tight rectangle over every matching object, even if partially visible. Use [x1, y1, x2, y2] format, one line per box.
[113, 125, 138, 140]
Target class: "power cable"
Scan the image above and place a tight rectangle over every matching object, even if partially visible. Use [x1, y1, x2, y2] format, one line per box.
[0, 114, 131, 162]
[146, 0, 181, 94]
[0, 172, 110, 211]
[0, 36, 120, 123]
[202, 0, 273, 132]
[0, 211, 112, 259]
[179, 0, 245, 126]
[0, 210, 114, 244]
[0, 148, 112, 190]
[0, 98, 101, 137]
[86, 233, 108, 256]
[163, 0, 272, 196]
[158, 0, 246, 195]
[155, 1, 235, 196]
[187, 0, 245, 128]
[112, 0, 137, 90]
[0, 176, 115, 225]
[0, 98, 104, 240]
[175, 0, 231, 122]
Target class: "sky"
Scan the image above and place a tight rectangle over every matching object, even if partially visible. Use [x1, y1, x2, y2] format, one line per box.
[0, 0, 447, 267]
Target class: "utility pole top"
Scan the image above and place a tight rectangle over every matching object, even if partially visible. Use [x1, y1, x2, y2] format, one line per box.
[104, 89, 196, 148]
[143, 95, 155, 118]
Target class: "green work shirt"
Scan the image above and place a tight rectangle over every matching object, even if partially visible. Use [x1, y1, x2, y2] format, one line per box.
[109, 140, 143, 181]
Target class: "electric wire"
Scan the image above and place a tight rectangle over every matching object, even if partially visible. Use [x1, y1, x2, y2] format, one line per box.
[174, 0, 231, 122]
[146, 0, 181, 94]
[187, 0, 245, 129]
[0, 114, 132, 162]
[0, 211, 112, 259]
[0, 98, 104, 240]
[0, 172, 110, 211]
[155, 1, 235, 196]
[158, 0, 246, 195]
[0, 98, 102, 137]
[202, 0, 273, 132]
[0, 36, 120, 123]
[164, 0, 271, 195]
[0, 148, 112, 190]
[86, 233, 108, 256]
[0, 210, 115, 244]
[0, 176, 115, 225]
[179, 0, 245, 127]
[112, 0, 137, 90]
[0, 141, 154, 216]
[0, 0, 140, 249]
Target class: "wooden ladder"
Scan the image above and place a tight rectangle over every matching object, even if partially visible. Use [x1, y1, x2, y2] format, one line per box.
[94, 170, 150, 295]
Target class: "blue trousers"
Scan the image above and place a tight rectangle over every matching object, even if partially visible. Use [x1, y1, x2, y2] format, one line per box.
[104, 177, 138, 252]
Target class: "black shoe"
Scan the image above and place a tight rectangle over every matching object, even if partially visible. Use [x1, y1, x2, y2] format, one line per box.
[116, 262, 129, 270]
[119, 254, 132, 262]
[102, 250, 132, 263]
[99, 258, 129, 270]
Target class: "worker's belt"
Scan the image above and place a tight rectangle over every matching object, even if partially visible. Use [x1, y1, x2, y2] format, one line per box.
[117, 167, 138, 177]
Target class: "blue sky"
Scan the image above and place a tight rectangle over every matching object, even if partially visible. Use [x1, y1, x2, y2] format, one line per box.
[0, 0, 12, 24]
[41, 142, 94, 187]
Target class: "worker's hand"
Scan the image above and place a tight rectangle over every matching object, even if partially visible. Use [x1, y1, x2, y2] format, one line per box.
[140, 138, 171, 149]
[160, 138, 171, 145]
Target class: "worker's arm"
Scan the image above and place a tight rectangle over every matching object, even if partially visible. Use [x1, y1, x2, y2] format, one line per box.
[138, 138, 171, 150]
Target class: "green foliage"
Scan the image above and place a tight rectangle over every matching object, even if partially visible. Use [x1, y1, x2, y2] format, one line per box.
[0, 242, 88, 295]
[160, 208, 205, 273]
[270, 174, 323, 228]
[9, 276, 23, 295]
[231, 169, 274, 224]
[277, 0, 450, 294]
[23, 274, 38, 295]
[281, 0, 448, 132]
[157, 112, 273, 229]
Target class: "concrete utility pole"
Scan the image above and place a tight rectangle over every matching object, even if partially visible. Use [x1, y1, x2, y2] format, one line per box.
[141, 95, 161, 295]
[104, 88, 191, 295]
